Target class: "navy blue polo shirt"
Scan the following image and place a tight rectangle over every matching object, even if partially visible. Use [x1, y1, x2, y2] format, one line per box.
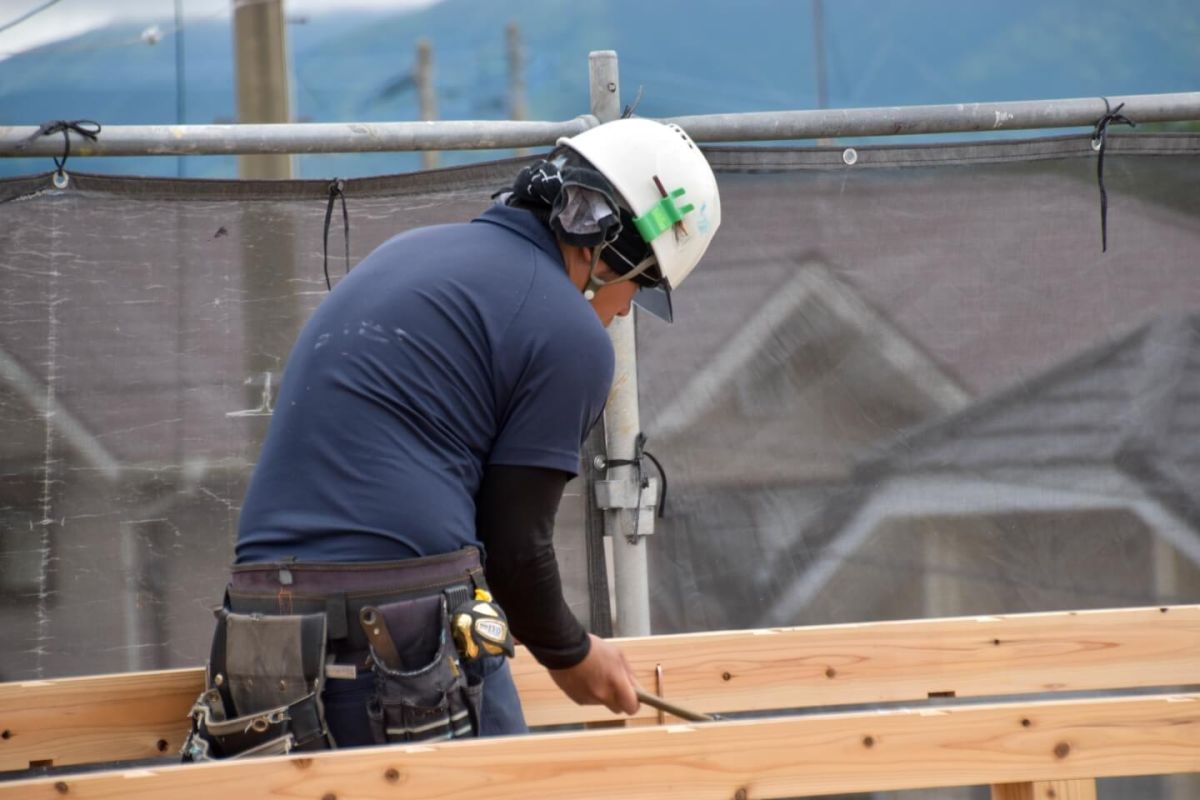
[235, 204, 614, 563]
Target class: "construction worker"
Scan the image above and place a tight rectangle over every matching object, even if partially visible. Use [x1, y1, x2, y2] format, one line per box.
[182, 117, 721, 759]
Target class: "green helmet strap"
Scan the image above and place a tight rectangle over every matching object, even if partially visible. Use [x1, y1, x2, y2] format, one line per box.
[632, 186, 694, 243]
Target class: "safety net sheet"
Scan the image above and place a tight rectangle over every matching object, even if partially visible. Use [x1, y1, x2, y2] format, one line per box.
[2, 134, 1199, 698]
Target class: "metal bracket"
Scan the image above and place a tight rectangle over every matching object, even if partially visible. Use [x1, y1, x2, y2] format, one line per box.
[593, 477, 659, 538]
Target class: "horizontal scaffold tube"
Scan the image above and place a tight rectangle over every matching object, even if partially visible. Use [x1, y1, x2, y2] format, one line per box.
[0, 116, 599, 157]
[668, 91, 1200, 141]
[0, 93, 1197, 158]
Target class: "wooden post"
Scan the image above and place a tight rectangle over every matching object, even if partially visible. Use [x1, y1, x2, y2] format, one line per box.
[233, 0, 292, 179]
[811, 0, 833, 145]
[992, 779, 1098, 800]
[174, 0, 186, 177]
[507, 22, 530, 156]
[416, 38, 438, 170]
[811, 0, 828, 111]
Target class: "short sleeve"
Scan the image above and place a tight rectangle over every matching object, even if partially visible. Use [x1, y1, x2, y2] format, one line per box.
[489, 308, 613, 475]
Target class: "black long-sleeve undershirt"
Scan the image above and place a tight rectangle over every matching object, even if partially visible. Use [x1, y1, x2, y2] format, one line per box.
[475, 464, 591, 670]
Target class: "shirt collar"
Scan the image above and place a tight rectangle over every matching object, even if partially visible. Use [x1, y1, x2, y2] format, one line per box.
[472, 203, 564, 265]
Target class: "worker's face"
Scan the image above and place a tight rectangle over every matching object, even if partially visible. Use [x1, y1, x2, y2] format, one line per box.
[560, 244, 639, 327]
[589, 276, 638, 327]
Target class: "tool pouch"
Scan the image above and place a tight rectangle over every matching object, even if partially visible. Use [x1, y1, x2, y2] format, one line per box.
[181, 609, 332, 762]
[360, 595, 482, 743]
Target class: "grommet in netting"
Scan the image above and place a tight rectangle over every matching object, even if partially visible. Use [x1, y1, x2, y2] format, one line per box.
[29, 120, 101, 191]
[842, 147, 858, 166]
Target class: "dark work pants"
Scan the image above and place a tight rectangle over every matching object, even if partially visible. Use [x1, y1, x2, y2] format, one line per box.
[322, 654, 529, 746]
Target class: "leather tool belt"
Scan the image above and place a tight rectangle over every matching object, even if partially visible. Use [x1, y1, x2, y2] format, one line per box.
[182, 547, 489, 760]
[226, 547, 486, 656]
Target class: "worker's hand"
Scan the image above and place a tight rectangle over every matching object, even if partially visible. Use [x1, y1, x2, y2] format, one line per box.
[548, 633, 640, 716]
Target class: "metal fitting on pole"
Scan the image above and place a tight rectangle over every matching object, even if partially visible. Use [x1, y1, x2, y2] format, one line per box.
[593, 474, 660, 539]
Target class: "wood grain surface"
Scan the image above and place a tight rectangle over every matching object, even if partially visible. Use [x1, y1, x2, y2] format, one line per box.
[3, 605, 1198, 770]
[2, 693, 1196, 799]
[992, 778, 1098, 800]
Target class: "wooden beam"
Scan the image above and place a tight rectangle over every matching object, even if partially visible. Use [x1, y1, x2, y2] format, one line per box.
[3, 693, 1197, 800]
[4, 605, 1199, 770]
[516, 605, 1200, 724]
[0, 669, 201, 771]
[992, 779, 1098, 799]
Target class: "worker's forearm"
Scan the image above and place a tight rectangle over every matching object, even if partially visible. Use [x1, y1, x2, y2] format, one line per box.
[475, 464, 591, 669]
[488, 548, 591, 668]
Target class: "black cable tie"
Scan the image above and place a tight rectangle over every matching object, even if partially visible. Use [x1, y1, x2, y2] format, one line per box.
[27, 120, 101, 184]
[641, 449, 668, 518]
[1091, 98, 1135, 253]
[621, 86, 645, 119]
[322, 178, 349, 291]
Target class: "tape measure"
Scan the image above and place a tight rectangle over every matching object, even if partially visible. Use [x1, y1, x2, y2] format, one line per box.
[451, 588, 515, 660]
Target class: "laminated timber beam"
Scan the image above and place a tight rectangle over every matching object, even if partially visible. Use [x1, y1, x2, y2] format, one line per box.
[1, 693, 1197, 800]
[2, 605, 1198, 771]
[992, 779, 1097, 800]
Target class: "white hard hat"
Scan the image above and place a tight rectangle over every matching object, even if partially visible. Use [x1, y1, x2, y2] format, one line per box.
[557, 118, 721, 320]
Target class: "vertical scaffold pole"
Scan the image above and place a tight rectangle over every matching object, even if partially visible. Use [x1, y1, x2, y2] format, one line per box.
[589, 50, 652, 637]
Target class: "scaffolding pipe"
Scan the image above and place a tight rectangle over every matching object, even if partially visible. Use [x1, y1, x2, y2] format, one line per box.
[669, 92, 1200, 141]
[0, 118, 598, 157]
[2, 92, 1197, 158]
[590, 51, 652, 639]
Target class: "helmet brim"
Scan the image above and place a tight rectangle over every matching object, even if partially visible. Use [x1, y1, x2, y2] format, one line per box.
[633, 282, 674, 323]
